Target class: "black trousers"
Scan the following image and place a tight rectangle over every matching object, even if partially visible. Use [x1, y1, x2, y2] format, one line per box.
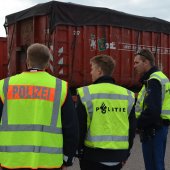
[80, 159, 122, 170]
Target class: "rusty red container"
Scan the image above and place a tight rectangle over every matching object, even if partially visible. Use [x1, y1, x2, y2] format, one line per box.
[4, 1, 170, 91]
[0, 37, 7, 79]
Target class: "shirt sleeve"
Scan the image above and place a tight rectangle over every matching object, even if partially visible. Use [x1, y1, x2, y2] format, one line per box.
[61, 89, 79, 166]
[137, 79, 162, 129]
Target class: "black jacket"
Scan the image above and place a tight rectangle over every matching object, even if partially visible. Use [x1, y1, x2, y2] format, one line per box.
[0, 77, 79, 168]
[76, 76, 136, 162]
[137, 66, 163, 130]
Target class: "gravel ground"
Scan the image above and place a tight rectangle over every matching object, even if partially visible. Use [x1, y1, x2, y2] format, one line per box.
[69, 130, 170, 170]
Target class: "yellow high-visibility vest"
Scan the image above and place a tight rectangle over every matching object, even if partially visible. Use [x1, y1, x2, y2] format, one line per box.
[77, 83, 135, 150]
[0, 71, 67, 169]
[135, 71, 170, 120]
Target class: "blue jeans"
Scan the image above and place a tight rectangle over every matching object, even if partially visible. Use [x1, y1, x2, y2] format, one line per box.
[142, 126, 168, 170]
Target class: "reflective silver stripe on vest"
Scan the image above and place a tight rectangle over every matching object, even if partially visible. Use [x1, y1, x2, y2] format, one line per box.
[0, 146, 62, 154]
[135, 88, 145, 113]
[0, 124, 62, 133]
[2, 77, 9, 125]
[51, 78, 62, 127]
[162, 110, 170, 115]
[150, 73, 168, 102]
[127, 90, 134, 115]
[82, 93, 132, 101]
[0, 78, 62, 134]
[162, 84, 166, 103]
[87, 135, 128, 142]
[83, 86, 93, 119]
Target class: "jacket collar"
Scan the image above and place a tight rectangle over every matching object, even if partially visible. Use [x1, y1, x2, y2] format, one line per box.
[93, 76, 115, 84]
[140, 66, 159, 84]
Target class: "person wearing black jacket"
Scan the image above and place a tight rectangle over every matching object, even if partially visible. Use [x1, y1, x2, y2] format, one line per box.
[134, 48, 170, 170]
[76, 54, 136, 170]
[0, 43, 79, 170]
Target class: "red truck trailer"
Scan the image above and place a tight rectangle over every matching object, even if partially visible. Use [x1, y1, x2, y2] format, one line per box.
[0, 37, 7, 79]
[4, 1, 170, 92]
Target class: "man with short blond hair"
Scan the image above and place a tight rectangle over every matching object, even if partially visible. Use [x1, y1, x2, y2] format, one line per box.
[0, 43, 79, 170]
[76, 54, 136, 170]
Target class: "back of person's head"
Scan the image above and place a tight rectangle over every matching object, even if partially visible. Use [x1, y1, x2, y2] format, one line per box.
[90, 54, 116, 76]
[136, 48, 155, 66]
[27, 43, 50, 70]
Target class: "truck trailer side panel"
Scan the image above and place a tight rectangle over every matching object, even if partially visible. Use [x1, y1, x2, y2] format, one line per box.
[5, 1, 170, 90]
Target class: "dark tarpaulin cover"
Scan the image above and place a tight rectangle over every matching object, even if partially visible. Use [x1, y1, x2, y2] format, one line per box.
[4, 1, 170, 34]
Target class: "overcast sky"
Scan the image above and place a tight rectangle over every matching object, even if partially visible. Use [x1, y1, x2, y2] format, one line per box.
[1, 0, 170, 37]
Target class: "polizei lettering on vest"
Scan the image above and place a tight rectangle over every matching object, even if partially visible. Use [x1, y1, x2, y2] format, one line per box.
[11, 85, 52, 101]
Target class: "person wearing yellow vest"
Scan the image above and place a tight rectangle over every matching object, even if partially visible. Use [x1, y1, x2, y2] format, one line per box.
[76, 55, 136, 170]
[0, 43, 79, 170]
[134, 48, 170, 170]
